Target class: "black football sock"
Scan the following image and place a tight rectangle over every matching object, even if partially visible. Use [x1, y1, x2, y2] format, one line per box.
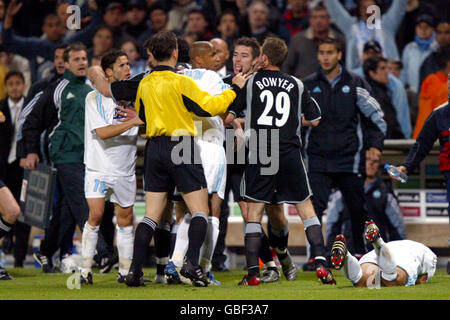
[245, 223, 262, 277]
[0, 217, 13, 239]
[154, 221, 171, 275]
[185, 212, 208, 267]
[129, 217, 156, 273]
[304, 217, 327, 268]
[270, 225, 289, 261]
[259, 229, 274, 264]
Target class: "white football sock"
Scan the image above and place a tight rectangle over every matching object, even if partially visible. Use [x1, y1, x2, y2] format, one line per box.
[116, 225, 134, 276]
[81, 222, 99, 274]
[377, 244, 398, 282]
[171, 213, 191, 268]
[199, 216, 219, 273]
[342, 252, 363, 284]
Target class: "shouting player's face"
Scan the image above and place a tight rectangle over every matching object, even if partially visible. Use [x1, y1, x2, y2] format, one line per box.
[317, 43, 341, 74]
[108, 55, 131, 81]
[233, 45, 257, 74]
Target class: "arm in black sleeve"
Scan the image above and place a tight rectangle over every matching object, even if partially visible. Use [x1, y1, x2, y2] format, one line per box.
[402, 111, 439, 173]
[226, 82, 247, 118]
[301, 89, 321, 121]
[22, 88, 56, 155]
[110, 72, 147, 103]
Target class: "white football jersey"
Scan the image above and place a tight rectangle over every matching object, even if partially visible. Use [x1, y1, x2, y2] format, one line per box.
[84, 90, 138, 176]
[179, 68, 230, 145]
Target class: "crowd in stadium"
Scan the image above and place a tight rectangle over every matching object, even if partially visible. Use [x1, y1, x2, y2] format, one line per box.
[0, 0, 448, 288]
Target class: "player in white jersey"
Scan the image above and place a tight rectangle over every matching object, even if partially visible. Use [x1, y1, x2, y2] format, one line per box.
[80, 51, 143, 285]
[331, 220, 437, 287]
[164, 42, 229, 286]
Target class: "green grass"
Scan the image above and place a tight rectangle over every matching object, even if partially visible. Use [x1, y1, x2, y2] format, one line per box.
[0, 268, 449, 300]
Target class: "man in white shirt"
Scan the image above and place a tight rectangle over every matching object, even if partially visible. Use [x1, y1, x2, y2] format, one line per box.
[80, 50, 143, 285]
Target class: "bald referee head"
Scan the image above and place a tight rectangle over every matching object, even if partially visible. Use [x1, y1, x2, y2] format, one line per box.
[190, 41, 220, 71]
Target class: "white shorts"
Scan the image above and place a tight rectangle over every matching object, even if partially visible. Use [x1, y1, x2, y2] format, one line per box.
[359, 240, 437, 286]
[197, 139, 227, 199]
[85, 169, 136, 208]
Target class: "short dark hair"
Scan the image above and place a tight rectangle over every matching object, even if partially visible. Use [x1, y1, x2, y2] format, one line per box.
[148, 1, 168, 15]
[363, 56, 387, 78]
[120, 39, 141, 56]
[436, 48, 450, 70]
[188, 8, 207, 20]
[388, 59, 403, 69]
[177, 37, 191, 64]
[262, 37, 288, 68]
[233, 37, 260, 59]
[5, 70, 25, 84]
[95, 25, 114, 36]
[144, 31, 178, 62]
[101, 50, 127, 72]
[311, 2, 327, 12]
[63, 42, 88, 62]
[318, 37, 343, 52]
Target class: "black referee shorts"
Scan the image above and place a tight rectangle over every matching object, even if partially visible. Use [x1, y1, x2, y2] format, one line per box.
[241, 147, 312, 204]
[144, 136, 207, 194]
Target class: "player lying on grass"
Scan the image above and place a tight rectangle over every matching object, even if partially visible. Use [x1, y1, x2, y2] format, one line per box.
[0, 180, 21, 280]
[80, 50, 143, 285]
[331, 220, 437, 287]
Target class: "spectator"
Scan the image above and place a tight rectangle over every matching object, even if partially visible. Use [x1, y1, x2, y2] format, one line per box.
[413, 48, 450, 139]
[0, 51, 31, 95]
[353, 40, 412, 139]
[388, 59, 419, 129]
[303, 37, 386, 258]
[324, 0, 407, 71]
[88, 26, 114, 65]
[419, 21, 450, 89]
[183, 8, 214, 41]
[2, 0, 103, 80]
[216, 10, 239, 48]
[0, 0, 4, 33]
[0, 70, 29, 268]
[103, 2, 128, 47]
[137, 2, 169, 46]
[281, 0, 309, 37]
[123, 0, 149, 41]
[244, 1, 278, 45]
[325, 155, 406, 254]
[167, 0, 199, 31]
[282, 2, 345, 79]
[210, 38, 233, 78]
[363, 56, 405, 139]
[121, 39, 147, 76]
[401, 14, 439, 94]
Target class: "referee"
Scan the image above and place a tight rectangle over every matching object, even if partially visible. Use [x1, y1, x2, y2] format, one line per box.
[303, 38, 387, 259]
[123, 31, 248, 287]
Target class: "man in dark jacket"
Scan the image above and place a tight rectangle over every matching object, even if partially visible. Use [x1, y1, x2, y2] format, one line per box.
[303, 38, 386, 258]
[22, 43, 112, 273]
[364, 56, 405, 139]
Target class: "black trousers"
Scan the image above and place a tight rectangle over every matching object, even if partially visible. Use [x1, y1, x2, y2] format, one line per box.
[1, 159, 31, 265]
[309, 172, 368, 255]
[54, 163, 109, 257]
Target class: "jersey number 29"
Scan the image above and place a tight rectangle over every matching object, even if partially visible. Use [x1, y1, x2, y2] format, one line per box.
[257, 90, 290, 127]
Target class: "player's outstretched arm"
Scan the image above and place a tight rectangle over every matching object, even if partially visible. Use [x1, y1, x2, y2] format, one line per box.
[88, 66, 112, 97]
[95, 107, 143, 140]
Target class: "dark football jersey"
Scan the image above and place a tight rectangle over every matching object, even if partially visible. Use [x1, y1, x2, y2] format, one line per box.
[229, 70, 321, 150]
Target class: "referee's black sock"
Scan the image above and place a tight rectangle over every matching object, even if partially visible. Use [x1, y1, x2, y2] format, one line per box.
[185, 212, 208, 267]
[154, 221, 171, 275]
[169, 224, 179, 258]
[129, 217, 156, 273]
[304, 217, 327, 268]
[245, 223, 262, 277]
[0, 217, 13, 239]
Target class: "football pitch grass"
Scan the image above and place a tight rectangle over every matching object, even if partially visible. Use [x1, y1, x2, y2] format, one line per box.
[0, 268, 449, 300]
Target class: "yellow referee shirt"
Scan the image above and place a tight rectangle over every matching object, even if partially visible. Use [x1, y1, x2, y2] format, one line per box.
[135, 66, 239, 138]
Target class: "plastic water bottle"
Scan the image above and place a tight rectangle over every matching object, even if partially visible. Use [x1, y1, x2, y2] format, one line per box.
[0, 249, 6, 268]
[384, 164, 408, 183]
